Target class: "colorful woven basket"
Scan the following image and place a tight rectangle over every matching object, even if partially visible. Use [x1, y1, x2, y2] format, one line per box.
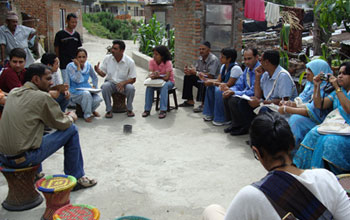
[337, 174, 350, 196]
[53, 204, 100, 220]
[115, 216, 151, 220]
[0, 164, 40, 172]
[36, 174, 76, 192]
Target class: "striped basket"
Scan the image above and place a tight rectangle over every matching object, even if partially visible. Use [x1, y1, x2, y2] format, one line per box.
[53, 204, 100, 220]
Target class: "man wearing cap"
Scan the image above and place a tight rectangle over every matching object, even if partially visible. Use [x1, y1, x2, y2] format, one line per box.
[0, 11, 36, 68]
[180, 41, 220, 113]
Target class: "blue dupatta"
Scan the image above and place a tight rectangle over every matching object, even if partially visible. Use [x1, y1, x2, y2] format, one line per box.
[220, 63, 236, 83]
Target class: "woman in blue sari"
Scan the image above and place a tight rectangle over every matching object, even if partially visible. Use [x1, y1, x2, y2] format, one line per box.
[278, 59, 333, 147]
[294, 62, 350, 174]
[67, 48, 102, 122]
[202, 48, 242, 126]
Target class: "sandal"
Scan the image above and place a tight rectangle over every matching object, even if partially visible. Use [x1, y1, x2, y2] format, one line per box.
[127, 110, 135, 117]
[93, 111, 100, 117]
[142, 111, 150, 117]
[84, 116, 94, 123]
[158, 111, 167, 119]
[105, 111, 113, 118]
[72, 176, 97, 191]
[179, 101, 194, 107]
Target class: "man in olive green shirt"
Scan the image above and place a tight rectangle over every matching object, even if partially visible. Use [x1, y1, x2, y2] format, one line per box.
[0, 63, 96, 191]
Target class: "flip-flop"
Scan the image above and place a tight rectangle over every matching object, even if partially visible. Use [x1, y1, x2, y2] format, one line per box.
[127, 110, 135, 117]
[72, 176, 97, 191]
[142, 111, 150, 117]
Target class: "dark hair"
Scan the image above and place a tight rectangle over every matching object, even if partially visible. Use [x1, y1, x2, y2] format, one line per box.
[76, 48, 88, 57]
[221, 48, 237, 64]
[244, 48, 258, 57]
[153, 45, 172, 63]
[24, 63, 51, 83]
[249, 112, 295, 160]
[112, 39, 126, 50]
[41, 53, 57, 66]
[9, 48, 26, 60]
[201, 41, 211, 49]
[262, 50, 280, 66]
[66, 13, 77, 21]
[339, 62, 350, 75]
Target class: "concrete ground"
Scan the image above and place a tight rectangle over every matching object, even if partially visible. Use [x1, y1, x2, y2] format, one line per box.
[0, 31, 265, 220]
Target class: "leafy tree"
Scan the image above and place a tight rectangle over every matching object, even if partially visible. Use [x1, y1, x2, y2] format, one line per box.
[315, 0, 350, 33]
[266, 0, 295, 6]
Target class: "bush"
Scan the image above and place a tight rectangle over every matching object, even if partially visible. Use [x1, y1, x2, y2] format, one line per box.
[83, 12, 136, 40]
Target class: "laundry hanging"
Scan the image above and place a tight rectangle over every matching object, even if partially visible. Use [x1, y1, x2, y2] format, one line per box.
[244, 0, 266, 21]
[265, 2, 280, 26]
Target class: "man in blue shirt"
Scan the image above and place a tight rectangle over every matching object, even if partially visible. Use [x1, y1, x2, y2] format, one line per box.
[222, 48, 259, 135]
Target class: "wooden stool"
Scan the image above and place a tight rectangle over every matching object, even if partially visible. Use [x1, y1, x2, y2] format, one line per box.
[53, 204, 100, 220]
[156, 87, 178, 112]
[0, 164, 43, 211]
[36, 175, 77, 220]
[112, 93, 127, 113]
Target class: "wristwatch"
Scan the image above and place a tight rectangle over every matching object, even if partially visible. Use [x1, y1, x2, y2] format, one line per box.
[336, 87, 342, 94]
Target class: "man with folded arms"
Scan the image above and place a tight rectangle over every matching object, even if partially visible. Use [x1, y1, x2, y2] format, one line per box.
[180, 41, 220, 113]
[94, 39, 136, 118]
[222, 48, 260, 135]
[0, 63, 96, 191]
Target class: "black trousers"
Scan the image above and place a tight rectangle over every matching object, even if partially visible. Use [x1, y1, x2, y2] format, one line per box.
[223, 96, 256, 130]
[182, 75, 206, 102]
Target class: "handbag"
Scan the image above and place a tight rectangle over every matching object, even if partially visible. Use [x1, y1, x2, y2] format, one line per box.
[143, 78, 165, 87]
[317, 108, 350, 135]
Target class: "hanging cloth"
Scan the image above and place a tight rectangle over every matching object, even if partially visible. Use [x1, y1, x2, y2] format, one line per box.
[265, 2, 280, 27]
[244, 0, 265, 21]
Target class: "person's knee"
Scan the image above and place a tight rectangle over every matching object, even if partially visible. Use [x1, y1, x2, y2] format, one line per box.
[125, 84, 135, 94]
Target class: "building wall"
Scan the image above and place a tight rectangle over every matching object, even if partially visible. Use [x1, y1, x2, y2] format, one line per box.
[144, 4, 173, 27]
[9, 0, 83, 52]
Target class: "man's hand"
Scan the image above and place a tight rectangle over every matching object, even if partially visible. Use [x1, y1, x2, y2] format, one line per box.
[219, 83, 229, 91]
[116, 82, 125, 92]
[94, 62, 105, 77]
[49, 90, 60, 99]
[66, 111, 77, 122]
[222, 89, 234, 99]
[255, 65, 265, 78]
[64, 90, 70, 99]
[248, 96, 261, 108]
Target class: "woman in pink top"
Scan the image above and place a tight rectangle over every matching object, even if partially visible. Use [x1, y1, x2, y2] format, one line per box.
[142, 45, 175, 119]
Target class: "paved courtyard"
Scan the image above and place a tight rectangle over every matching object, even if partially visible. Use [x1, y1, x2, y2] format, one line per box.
[0, 31, 265, 220]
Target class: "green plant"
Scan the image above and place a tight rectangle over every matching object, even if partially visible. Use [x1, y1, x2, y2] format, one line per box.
[279, 24, 290, 69]
[315, 0, 350, 33]
[134, 14, 175, 60]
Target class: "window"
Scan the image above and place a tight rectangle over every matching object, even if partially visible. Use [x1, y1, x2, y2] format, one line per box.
[59, 8, 66, 30]
[134, 7, 139, 16]
[204, 3, 234, 55]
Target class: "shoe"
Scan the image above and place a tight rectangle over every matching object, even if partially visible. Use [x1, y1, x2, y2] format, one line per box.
[93, 111, 100, 117]
[35, 172, 45, 182]
[203, 115, 213, 121]
[72, 176, 97, 191]
[142, 111, 150, 117]
[127, 110, 135, 117]
[224, 125, 234, 133]
[158, 111, 167, 119]
[84, 116, 94, 123]
[212, 121, 231, 126]
[105, 111, 113, 118]
[193, 105, 203, 113]
[230, 127, 249, 136]
[179, 101, 194, 107]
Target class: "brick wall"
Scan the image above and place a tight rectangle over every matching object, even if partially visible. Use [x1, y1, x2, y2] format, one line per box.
[11, 0, 83, 53]
[174, 0, 203, 69]
[144, 4, 174, 27]
[174, 0, 243, 70]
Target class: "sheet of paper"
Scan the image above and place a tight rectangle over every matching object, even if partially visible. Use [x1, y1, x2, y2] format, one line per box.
[233, 94, 252, 101]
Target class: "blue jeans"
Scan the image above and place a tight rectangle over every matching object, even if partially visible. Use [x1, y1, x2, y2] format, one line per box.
[144, 81, 174, 112]
[55, 93, 70, 112]
[0, 124, 85, 179]
[203, 86, 227, 122]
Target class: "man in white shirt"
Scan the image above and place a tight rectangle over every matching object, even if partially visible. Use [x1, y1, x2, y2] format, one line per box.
[0, 11, 36, 68]
[94, 40, 136, 118]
